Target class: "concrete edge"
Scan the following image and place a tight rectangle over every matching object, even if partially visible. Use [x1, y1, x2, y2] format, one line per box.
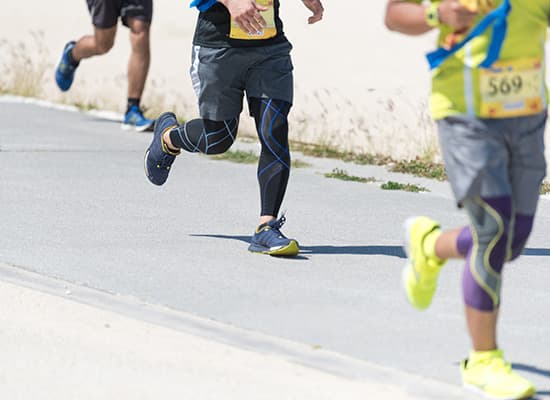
[0, 261, 469, 399]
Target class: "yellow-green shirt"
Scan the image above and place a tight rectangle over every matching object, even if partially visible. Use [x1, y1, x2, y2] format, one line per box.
[407, 0, 550, 119]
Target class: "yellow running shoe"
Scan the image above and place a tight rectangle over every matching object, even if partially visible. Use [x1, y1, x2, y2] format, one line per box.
[402, 216, 446, 310]
[461, 349, 536, 400]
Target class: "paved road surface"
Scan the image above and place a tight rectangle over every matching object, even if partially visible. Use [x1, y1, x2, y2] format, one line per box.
[1, 97, 549, 398]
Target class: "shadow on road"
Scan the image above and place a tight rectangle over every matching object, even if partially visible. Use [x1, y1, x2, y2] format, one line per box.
[513, 363, 550, 378]
[190, 234, 406, 258]
[191, 234, 251, 243]
[512, 363, 550, 399]
[522, 248, 550, 256]
[190, 234, 550, 259]
[300, 245, 405, 257]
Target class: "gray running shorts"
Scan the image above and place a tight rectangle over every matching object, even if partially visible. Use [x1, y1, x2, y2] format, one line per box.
[438, 112, 547, 214]
[190, 41, 293, 121]
[86, 0, 153, 28]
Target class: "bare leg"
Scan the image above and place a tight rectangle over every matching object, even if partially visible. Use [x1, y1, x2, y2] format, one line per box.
[126, 18, 151, 99]
[434, 228, 463, 259]
[71, 26, 117, 61]
[466, 306, 498, 351]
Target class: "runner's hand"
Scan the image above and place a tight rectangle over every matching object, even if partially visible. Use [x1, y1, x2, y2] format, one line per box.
[221, 0, 269, 34]
[438, 0, 478, 31]
[301, 0, 324, 24]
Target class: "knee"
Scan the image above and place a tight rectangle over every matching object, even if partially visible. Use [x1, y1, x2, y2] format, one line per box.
[130, 28, 150, 51]
[95, 39, 114, 55]
[202, 118, 238, 155]
[129, 20, 150, 49]
[474, 213, 510, 250]
[466, 198, 511, 265]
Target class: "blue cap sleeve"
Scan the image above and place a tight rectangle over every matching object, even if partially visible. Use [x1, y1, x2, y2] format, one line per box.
[190, 0, 218, 11]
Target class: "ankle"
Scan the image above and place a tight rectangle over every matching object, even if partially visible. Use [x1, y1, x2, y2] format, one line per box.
[258, 216, 275, 227]
[67, 47, 80, 67]
[423, 229, 445, 263]
[162, 131, 180, 154]
[127, 97, 140, 113]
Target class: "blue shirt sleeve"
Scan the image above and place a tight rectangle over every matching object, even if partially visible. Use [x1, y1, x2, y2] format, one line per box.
[190, 0, 218, 11]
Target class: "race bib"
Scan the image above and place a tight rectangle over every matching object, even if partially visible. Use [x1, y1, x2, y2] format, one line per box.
[229, 0, 277, 40]
[479, 58, 545, 118]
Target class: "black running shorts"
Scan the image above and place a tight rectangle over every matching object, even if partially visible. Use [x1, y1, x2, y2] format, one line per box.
[86, 0, 153, 28]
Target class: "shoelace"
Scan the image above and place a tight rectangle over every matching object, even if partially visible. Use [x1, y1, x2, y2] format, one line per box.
[157, 153, 175, 169]
[270, 215, 286, 230]
[488, 357, 512, 374]
[267, 215, 289, 239]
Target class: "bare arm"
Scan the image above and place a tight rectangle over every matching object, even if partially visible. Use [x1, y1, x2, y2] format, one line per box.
[301, 0, 324, 24]
[385, 0, 478, 36]
[385, 0, 432, 35]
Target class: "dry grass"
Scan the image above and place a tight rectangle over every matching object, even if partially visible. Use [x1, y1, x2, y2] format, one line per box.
[0, 31, 50, 97]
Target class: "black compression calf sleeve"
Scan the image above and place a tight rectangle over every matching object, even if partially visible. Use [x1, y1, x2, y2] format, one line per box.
[169, 118, 239, 155]
[249, 97, 292, 217]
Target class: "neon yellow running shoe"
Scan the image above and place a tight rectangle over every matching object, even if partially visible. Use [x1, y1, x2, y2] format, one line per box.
[402, 216, 446, 310]
[461, 349, 536, 400]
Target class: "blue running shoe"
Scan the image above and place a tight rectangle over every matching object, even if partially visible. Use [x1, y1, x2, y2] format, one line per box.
[144, 112, 180, 186]
[248, 215, 299, 256]
[123, 105, 155, 132]
[55, 41, 78, 91]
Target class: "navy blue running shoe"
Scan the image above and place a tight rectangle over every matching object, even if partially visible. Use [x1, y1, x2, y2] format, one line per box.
[144, 112, 180, 186]
[248, 215, 299, 256]
[55, 41, 78, 91]
[123, 105, 155, 132]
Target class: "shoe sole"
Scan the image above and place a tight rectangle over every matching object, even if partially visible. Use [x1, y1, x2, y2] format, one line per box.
[248, 240, 299, 257]
[121, 121, 155, 132]
[402, 216, 437, 311]
[402, 216, 417, 260]
[143, 149, 157, 185]
[463, 383, 536, 400]
[402, 217, 419, 309]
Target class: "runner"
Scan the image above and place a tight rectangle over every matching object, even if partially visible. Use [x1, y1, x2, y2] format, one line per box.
[55, 0, 155, 131]
[385, 1, 547, 398]
[144, 0, 324, 256]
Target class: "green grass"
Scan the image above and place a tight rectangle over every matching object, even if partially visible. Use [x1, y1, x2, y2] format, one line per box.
[292, 159, 311, 168]
[389, 158, 447, 181]
[73, 100, 101, 112]
[290, 141, 446, 180]
[211, 149, 310, 168]
[541, 181, 550, 195]
[380, 181, 429, 193]
[291, 142, 391, 166]
[324, 168, 377, 183]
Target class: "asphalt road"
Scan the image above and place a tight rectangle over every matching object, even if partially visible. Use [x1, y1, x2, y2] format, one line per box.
[1, 98, 549, 398]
